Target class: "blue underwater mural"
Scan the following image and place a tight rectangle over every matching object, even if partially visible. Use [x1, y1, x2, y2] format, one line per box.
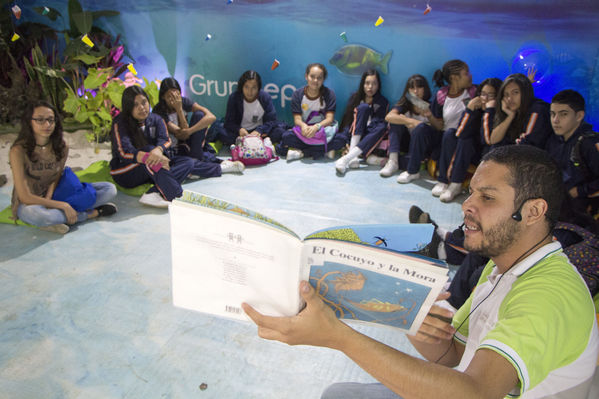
[7, 0, 599, 129]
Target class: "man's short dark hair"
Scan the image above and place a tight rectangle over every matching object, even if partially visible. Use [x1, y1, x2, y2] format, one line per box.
[481, 145, 564, 229]
[551, 89, 585, 113]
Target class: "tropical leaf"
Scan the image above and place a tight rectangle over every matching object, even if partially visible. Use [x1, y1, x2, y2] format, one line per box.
[73, 53, 103, 65]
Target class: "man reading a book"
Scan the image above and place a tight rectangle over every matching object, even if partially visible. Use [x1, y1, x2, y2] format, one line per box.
[243, 145, 598, 399]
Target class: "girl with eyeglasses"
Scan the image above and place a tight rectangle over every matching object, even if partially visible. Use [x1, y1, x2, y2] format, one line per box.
[9, 101, 117, 234]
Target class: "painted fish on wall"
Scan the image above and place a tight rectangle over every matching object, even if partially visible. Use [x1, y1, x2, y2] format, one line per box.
[329, 44, 392, 75]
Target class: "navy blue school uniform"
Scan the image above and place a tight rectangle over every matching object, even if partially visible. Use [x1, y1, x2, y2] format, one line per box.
[387, 104, 428, 152]
[153, 100, 222, 179]
[278, 86, 344, 159]
[110, 113, 194, 201]
[494, 99, 551, 148]
[223, 90, 287, 145]
[403, 96, 444, 175]
[346, 93, 389, 158]
[545, 121, 599, 213]
[436, 105, 499, 184]
[428, 86, 478, 178]
[152, 97, 214, 159]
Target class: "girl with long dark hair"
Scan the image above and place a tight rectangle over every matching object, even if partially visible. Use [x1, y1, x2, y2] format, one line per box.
[110, 85, 197, 208]
[489, 73, 551, 148]
[222, 70, 287, 145]
[334, 69, 389, 175]
[10, 101, 117, 233]
[382, 74, 433, 177]
[152, 77, 216, 160]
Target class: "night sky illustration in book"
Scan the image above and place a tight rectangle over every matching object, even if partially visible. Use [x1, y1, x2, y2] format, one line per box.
[309, 262, 431, 328]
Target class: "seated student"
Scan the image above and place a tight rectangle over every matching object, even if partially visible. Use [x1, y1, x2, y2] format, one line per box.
[222, 70, 287, 146]
[110, 86, 197, 208]
[397, 60, 477, 186]
[152, 77, 216, 160]
[382, 74, 434, 177]
[153, 78, 243, 178]
[9, 101, 117, 234]
[489, 73, 551, 149]
[334, 69, 389, 175]
[244, 145, 598, 399]
[434, 78, 502, 202]
[277, 63, 343, 161]
[546, 89, 599, 218]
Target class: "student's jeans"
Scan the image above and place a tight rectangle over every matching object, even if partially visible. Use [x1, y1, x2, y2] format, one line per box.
[17, 182, 117, 227]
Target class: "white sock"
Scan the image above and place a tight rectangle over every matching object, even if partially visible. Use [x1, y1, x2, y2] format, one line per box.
[350, 134, 361, 148]
[389, 152, 398, 163]
[437, 227, 449, 240]
[437, 242, 447, 260]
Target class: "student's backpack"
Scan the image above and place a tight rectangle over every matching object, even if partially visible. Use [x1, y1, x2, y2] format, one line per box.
[555, 222, 599, 296]
[230, 135, 278, 166]
[570, 130, 599, 178]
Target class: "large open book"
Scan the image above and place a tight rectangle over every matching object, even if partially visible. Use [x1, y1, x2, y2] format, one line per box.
[170, 191, 449, 335]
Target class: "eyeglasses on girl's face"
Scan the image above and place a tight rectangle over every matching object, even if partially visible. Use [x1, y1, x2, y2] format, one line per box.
[31, 117, 56, 125]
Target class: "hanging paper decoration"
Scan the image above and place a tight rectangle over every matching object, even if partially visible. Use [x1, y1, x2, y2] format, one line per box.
[81, 34, 94, 48]
[12, 5, 22, 20]
[127, 63, 137, 75]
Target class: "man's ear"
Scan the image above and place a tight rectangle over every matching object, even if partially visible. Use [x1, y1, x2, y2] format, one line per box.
[576, 110, 585, 124]
[523, 198, 549, 226]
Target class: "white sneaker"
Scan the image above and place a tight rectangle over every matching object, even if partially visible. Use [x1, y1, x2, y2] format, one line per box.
[439, 182, 463, 202]
[325, 149, 336, 159]
[221, 160, 245, 173]
[335, 155, 351, 174]
[139, 192, 170, 208]
[286, 149, 304, 161]
[397, 171, 420, 184]
[39, 224, 69, 234]
[366, 154, 388, 167]
[349, 158, 360, 169]
[379, 159, 399, 177]
[431, 182, 448, 197]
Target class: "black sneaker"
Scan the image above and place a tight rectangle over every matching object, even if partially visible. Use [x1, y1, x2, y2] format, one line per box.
[96, 203, 118, 217]
[408, 205, 437, 227]
[417, 230, 441, 259]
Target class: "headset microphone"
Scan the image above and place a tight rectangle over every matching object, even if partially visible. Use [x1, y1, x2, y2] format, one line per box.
[454, 223, 465, 240]
[511, 198, 535, 222]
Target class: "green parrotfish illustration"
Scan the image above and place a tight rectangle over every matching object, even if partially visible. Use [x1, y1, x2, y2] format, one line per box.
[329, 44, 392, 75]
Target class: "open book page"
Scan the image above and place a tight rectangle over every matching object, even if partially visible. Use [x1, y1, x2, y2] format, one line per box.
[170, 198, 308, 322]
[305, 224, 435, 252]
[302, 239, 448, 335]
[178, 190, 299, 239]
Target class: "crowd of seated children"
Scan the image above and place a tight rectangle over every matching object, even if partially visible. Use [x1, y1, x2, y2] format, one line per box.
[9, 59, 599, 230]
